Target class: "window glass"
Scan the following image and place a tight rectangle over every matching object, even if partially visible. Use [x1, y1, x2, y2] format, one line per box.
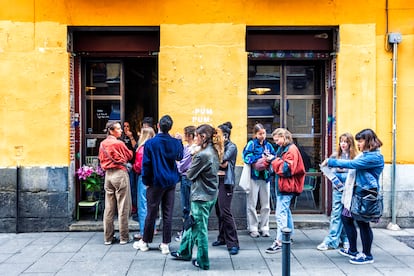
[86, 62, 121, 96]
[86, 100, 120, 135]
[286, 99, 321, 135]
[248, 65, 280, 96]
[287, 65, 319, 95]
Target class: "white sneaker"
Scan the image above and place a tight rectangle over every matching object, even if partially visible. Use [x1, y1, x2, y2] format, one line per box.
[317, 242, 330, 251]
[133, 239, 149, 251]
[119, 235, 133, 245]
[159, 243, 170, 255]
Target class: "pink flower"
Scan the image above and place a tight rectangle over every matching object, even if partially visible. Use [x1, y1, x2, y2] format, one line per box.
[77, 165, 104, 180]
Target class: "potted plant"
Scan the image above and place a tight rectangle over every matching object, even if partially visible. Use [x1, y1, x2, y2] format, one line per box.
[77, 165, 105, 201]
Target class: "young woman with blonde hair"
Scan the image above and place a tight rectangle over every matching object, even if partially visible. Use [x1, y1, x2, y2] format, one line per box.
[132, 127, 155, 240]
[265, 128, 306, 253]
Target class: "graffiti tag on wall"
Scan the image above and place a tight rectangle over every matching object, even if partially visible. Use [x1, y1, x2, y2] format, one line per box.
[192, 107, 213, 123]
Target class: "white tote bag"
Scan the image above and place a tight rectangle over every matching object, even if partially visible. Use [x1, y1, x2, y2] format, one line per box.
[238, 163, 251, 194]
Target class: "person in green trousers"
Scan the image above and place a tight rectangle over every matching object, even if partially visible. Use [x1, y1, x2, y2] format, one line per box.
[170, 124, 224, 270]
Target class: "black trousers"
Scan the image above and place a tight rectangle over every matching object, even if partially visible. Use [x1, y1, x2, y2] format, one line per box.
[215, 182, 239, 248]
[342, 214, 373, 256]
[143, 185, 175, 244]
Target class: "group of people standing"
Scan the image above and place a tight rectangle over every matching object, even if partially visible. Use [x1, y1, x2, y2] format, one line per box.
[98, 116, 384, 269]
[98, 115, 239, 270]
[318, 129, 384, 265]
[237, 123, 384, 265]
[242, 124, 306, 254]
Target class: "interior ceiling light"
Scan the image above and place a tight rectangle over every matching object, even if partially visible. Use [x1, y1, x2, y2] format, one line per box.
[250, 87, 271, 95]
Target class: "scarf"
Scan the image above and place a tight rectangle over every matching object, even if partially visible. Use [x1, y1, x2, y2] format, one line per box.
[341, 153, 363, 209]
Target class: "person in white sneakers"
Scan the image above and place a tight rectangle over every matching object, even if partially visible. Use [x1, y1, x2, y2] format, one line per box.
[324, 128, 384, 265]
[317, 133, 357, 251]
[265, 128, 305, 254]
[132, 115, 183, 255]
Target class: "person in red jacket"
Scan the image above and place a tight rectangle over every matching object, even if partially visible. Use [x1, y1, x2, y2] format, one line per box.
[265, 128, 305, 253]
[132, 127, 155, 240]
[99, 121, 133, 245]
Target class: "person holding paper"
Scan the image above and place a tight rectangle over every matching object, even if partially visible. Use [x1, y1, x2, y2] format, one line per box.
[317, 133, 357, 251]
[322, 128, 384, 265]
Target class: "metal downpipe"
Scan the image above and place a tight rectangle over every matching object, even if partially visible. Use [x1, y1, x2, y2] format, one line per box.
[388, 41, 400, 230]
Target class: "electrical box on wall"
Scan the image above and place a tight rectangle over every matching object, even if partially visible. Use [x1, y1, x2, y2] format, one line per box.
[388, 32, 402, 44]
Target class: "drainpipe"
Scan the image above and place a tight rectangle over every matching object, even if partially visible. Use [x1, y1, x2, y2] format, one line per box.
[387, 33, 402, 231]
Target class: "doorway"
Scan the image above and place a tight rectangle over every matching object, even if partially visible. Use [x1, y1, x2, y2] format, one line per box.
[68, 27, 160, 210]
[81, 58, 158, 162]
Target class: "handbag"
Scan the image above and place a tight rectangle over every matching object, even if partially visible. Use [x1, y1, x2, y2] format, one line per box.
[238, 163, 251, 193]
[183, 214, 195, 231]
[350, 191, 383, 222]
[252, 157, 269, 171]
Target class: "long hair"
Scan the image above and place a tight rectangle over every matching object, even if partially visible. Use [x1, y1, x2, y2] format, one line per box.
[355, 128, 383, 151]
[137, 127, 155, 148]
[196, 124, 224, 162]
[338, 132, 357, 159]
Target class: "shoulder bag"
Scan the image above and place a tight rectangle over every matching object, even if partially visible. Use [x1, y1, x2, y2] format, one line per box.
[238, 163, 251, 193]
[350, 189, 383, 222]
[252, 157, 270, 171]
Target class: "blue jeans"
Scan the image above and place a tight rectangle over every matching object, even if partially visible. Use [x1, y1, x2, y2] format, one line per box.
[136, 175, 147, 234]
[180, 175, 192, 221]
[323, 189, 348, 248]
[276, 193, 294, 241]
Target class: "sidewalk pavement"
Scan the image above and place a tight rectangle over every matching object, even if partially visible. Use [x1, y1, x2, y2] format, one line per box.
[1, 227, 414, 275]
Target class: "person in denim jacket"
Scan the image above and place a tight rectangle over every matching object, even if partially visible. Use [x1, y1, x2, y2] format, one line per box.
[323, 128, 384, 265]
[242, 123, 276, 238]
[317, 133, 357, 251]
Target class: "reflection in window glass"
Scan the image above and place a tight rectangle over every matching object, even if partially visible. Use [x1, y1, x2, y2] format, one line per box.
[287, 65, 318, 95]
[86, 62, 121, 95]
[286, 99, 321, 135]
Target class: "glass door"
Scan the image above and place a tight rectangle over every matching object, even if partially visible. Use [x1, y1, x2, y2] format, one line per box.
[248, 60, 325, 212]
[83, 60, 124, 165]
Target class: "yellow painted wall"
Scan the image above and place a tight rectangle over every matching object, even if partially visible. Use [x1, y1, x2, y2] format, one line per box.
[336, 24, 377, 143]
[0, 0, 413, 166]
[159, 23, 247, 153]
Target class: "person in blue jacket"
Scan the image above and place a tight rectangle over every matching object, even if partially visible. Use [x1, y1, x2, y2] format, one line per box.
[133, 115, 183, 255]
[322, 128, 384, 265]
[242, 123, 276, 238]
